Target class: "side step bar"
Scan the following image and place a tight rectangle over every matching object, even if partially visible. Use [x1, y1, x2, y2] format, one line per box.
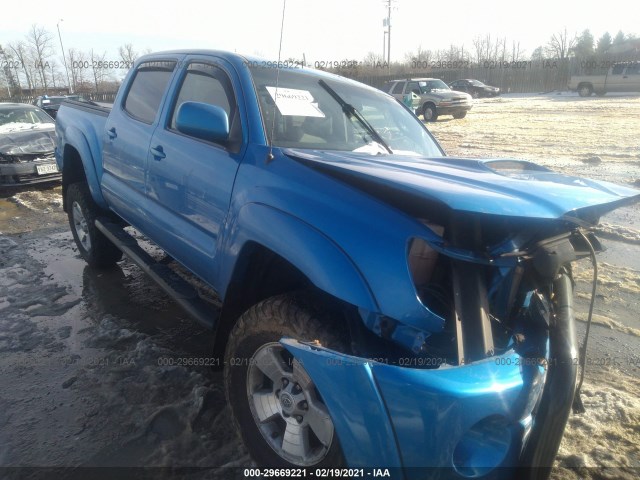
[95, 218, 219, 330]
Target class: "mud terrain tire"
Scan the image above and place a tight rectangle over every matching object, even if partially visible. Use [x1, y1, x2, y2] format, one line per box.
[224, 293, 346, 468]
[67, 182, 122, 268]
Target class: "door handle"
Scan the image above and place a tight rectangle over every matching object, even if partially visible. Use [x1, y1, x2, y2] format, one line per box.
[107, 127, 117, 139]
[150, 145, 166, 160]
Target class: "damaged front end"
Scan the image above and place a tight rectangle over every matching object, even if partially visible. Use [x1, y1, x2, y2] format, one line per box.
[283, 223, 590, 478]
[0, 127, 60, 186]
[276, 153, 640, 477]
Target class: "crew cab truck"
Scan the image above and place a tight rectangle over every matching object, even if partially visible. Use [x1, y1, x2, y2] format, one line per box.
[56, 50, 640, 478]
[568, 62, 640, 97]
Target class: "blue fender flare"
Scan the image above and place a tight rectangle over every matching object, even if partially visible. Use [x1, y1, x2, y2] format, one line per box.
[60, 126, 108, 209]
[218, 202, 378, 313]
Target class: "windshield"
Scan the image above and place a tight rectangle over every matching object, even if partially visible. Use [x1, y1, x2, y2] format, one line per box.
[0, 106, 53, 130]
[250, 67, 443, 157]
[419, 79, 450, 92]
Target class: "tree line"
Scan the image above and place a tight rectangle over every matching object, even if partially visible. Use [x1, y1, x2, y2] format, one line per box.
[0, 24, 146, 97]
[1, 24, 638, 98]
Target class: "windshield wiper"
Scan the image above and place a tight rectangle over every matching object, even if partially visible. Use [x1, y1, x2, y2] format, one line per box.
[318, 79, 392, 154]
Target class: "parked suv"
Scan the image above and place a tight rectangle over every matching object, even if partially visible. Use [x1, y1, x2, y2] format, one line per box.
[383, 78, 472, 121]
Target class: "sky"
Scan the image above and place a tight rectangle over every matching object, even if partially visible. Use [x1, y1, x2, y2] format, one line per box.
[1, 0, 638, 66]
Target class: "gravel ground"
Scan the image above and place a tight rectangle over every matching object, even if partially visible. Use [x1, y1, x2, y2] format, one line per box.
[0, 93, 639, 479]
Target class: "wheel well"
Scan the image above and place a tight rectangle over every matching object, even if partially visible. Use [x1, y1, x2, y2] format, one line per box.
[61, 145, 87, 212]
[212, 242, 316, 360]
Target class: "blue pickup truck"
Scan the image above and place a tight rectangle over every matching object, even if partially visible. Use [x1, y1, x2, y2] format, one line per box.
[55, 50, 639, 478]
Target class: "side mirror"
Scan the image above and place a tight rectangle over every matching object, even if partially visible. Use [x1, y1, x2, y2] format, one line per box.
[176, 101, 229, 143]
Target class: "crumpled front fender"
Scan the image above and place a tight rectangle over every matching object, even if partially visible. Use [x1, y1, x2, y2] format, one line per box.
[282, 339, 546, 479]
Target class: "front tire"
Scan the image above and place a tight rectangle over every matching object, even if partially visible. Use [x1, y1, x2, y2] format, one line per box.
[423, 103, 438, 122]
[67, 182, 122, 268]
[224, 293, 347, 468]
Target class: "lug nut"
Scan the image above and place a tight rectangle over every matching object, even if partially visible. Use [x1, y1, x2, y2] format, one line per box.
[282, 378, 289, 387]
[300, 401, 308, 410]
[293, 383, 301, 393]
[295, 415, 303, 423]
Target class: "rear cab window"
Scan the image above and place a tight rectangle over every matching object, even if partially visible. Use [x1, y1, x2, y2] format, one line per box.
[123, 61, 176, 123]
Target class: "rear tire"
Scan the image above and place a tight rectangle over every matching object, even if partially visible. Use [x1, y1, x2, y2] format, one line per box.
[67, 182, 122, 268]
[578, 84, 593, 97]
[224, 293, 347, 468]
[453, 112, 467, 119]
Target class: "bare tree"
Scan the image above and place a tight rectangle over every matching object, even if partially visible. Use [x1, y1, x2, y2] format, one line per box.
[89, 49, 111, 92]
[67, 48, 89, 92]
[405, 45, 432, 65]
[0, 45, 20, 95]
[8, 41, 33, 91]
[472, 34, 496, 62]
[26, 24, 56, 91]
[510, 41, 523, 62]
[545, 27, 576, 59]
[118, 43, 138, 67]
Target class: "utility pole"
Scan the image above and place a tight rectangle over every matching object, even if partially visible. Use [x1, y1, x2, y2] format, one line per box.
[387, 0, 391, 70]
[57, 19, 72, 94]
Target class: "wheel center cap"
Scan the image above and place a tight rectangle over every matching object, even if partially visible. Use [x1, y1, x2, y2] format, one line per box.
[280, 392, 295, 414]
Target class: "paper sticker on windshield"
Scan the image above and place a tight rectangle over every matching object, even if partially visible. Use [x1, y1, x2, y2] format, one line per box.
[266, 87, 325, 117]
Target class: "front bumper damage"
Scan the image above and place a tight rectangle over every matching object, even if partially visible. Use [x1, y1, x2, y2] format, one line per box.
[282, 339, 547, 479]
[0, 156, 60, 186]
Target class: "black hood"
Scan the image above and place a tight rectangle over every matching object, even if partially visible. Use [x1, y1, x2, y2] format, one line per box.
[0, 127, 56, 156]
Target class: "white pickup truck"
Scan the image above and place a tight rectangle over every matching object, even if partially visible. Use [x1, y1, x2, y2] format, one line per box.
[568, 62, 640, 97]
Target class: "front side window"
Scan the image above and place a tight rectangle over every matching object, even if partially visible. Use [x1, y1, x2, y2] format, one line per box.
[611, 64, 624, 75]
[124, 61, 176, 123]
[170, 63, 234, 130]
[249, 67, 443, 157]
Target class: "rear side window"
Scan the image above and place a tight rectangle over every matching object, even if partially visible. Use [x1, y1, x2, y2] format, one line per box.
[124, 61, 176, 123]
[391, 82, 404, 94]
[611, 64, 624, 75]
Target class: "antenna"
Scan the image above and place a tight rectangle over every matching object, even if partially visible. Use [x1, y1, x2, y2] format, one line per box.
[268, 0, 287, 161]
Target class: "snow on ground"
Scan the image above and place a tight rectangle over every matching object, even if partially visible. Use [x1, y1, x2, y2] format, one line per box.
[0, 94, 639, 476]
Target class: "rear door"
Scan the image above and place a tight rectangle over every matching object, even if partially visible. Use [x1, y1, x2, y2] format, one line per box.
[389, 81, 405, 101]
[620, 63, 640, 92]
[102, 59, 177, 226]
[144, 57, 245, 285]
[605, 64, 626, 92]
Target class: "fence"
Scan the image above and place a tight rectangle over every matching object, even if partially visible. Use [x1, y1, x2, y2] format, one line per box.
[331, 55, 640, 93]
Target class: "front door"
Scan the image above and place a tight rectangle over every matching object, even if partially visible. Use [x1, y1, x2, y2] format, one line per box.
[145, 58, 244, 285]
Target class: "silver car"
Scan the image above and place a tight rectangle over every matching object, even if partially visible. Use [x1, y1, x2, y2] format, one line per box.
[384, 78, 473, 121]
